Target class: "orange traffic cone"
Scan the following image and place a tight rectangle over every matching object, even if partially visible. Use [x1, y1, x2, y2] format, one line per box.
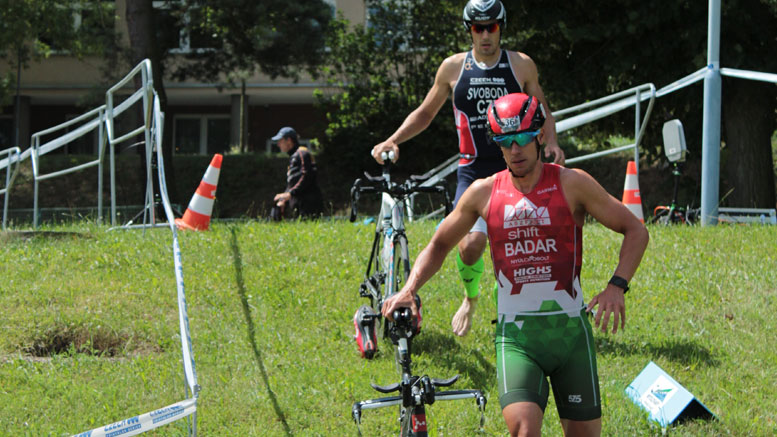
[622, 160, 644, 223]
[175, 154, 222, 231]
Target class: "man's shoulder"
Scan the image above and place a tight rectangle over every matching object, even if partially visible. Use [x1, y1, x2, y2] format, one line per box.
[470, 173, 498, 194]
[459, 175, 496, 213]
[558, 166, 600, 200]
[505, 50, 534, 66]
[440, 52, 469, 70]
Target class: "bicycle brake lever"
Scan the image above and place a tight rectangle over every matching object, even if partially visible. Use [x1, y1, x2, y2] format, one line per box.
[431, 375, 459, 387]
[370, 382, 401, 393]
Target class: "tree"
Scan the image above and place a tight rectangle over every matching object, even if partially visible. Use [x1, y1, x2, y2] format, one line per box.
[317, 0, 777, 209]
[315, 0, 463, 185]
[719, 0, 777, 208]
[507, 0, 776, 208]
[0, 0, 114, 144]
[125, 0, 178, 206]
[166, 0, 333, 151]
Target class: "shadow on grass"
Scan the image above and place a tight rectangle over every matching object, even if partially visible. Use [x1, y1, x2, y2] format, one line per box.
[0, 230, 90, 242]
[229, 227, 293, 436]
[596, 337, 719, 367]
[412, 329, 495, 390]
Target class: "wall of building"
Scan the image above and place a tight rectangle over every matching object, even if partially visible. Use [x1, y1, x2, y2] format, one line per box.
[2, 0, 366, 155]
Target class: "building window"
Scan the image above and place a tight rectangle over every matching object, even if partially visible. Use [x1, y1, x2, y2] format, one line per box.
[153, 1, 220, 53]
[38, 0, 116, 53]
[173, 115, 230, 155]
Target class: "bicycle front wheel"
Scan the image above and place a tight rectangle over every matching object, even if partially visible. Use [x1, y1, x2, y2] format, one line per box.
[393, 234, 411, 293]
[382, 234, 411, 341]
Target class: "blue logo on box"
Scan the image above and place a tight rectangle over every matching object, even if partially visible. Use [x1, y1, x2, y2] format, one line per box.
[626, 361, 715, 427]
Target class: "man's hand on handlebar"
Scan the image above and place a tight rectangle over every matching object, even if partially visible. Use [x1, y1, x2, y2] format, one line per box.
[372, 140, 399, 164]
[381, 288, 418, 322]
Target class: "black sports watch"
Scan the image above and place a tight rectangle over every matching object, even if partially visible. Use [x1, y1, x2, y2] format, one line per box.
[609, 275, 629, 294]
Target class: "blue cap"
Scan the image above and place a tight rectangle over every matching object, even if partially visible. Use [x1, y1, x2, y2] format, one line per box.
[271, 126, 297, 141]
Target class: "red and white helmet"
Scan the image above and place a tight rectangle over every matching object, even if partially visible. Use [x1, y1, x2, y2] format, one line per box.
[487, 93, 546, 135]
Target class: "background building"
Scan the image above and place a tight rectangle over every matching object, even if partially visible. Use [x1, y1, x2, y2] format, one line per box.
[0, 0, 367, 156]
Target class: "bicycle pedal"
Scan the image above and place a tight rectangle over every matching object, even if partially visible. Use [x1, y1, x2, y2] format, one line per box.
[353, 305, 378, 359]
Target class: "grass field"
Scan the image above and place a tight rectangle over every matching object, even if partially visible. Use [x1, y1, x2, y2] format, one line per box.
[1, 220, 776, 436]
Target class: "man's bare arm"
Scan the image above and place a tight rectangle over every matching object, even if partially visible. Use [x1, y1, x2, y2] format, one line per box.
[381, 178, 492, 320]
[562, 168, 649, 333]
[372, 55, 461, 163]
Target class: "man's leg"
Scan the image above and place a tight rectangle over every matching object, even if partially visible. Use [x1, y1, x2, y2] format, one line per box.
[502, 402, 544, 437]
[553, 310, 602, 437]
[560, 418, 602, 437]
[451, 230, 487, 336]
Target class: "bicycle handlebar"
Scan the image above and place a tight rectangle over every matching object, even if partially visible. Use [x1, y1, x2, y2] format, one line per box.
[352, 385, 487, 426]
[349, 168, 452, 223]
[370, 374, 459, 394]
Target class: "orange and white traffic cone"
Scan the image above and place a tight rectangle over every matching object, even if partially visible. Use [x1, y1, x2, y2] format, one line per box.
[175, 154, 222, 231]
[622, 160, 644, 223]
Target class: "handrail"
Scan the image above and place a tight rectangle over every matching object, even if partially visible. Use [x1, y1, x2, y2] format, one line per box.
[1, 147, 21, 229]
[721, 68, 777, 84]
[562, 83, 656, 169]
[407, 82, 658, 220]
[29, 106, 108, 228]
[105, 59, 155, 226]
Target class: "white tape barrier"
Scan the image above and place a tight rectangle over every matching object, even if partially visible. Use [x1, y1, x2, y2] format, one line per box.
[152, 93, 198, 394]
[72, 398, 196, 437]
[72, 75, 199, 437]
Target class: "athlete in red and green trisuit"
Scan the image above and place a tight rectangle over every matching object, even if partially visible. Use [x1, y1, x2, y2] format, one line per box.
[381, 93, 648, 437]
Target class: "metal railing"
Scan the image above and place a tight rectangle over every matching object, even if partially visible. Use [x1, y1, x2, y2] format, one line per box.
[0, 59, 200, 436]
[29, 105, 107, 228]
[105, 59, 160, 229]
[0, 146, 21, 230]
[407, 82, 658, 220]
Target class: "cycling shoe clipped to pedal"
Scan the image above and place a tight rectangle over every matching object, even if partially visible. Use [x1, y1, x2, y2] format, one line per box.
[353, 305, 379, 359]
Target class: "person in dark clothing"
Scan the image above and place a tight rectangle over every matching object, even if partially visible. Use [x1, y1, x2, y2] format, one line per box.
[271, 127, 324, 220]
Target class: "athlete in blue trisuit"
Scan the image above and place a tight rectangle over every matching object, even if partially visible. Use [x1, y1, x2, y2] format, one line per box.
[372, 0, 565, 337]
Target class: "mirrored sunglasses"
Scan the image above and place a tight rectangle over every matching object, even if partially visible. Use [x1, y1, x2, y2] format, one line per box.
[492, 130, 540, 148]
[470, 22, 500, 34]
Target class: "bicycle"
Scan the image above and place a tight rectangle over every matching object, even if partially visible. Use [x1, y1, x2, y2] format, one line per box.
[351, 308, 487, 436]
[348, 152, 486, 436]
[350, 151, 451, 359]
[649, 161, 699, 225]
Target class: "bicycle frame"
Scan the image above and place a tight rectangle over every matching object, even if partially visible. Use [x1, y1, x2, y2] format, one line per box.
[351, 157, 448, 342]
[651, 161, 698, 225]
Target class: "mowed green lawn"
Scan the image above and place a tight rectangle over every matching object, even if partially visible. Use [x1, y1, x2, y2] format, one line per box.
[1, 220, 775, 436]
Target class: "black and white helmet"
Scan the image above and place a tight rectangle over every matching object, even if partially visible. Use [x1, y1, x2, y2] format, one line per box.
[462, 0, 506, 28]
